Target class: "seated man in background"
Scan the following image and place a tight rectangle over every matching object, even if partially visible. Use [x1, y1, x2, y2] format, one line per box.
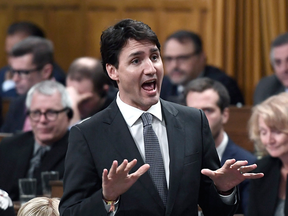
[1, 21, 66, 98]
[1, 36, 55, 133]
[0, 80, 72, 201]
[66, 57, 117, 126]
[184, 77, 256, 214]
[254, 32, 288, 105]
[161, 30, 244, 106]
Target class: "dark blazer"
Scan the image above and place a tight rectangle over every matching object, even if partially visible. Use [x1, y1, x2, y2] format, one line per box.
[221, 138, 256, 214]
[0, 131, 69, 201]
[0, 94, 26, 133]
[160, 65, 245, 106]
[253, 74, 285, 105]
[59, 99, 238, 216]
[247, 156, 288, 216]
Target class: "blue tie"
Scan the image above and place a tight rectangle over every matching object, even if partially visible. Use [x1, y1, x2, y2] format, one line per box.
[141, 112, 168, 206]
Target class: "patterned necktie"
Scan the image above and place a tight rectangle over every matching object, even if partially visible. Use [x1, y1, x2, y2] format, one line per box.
[141, 112, 168, 206]
[27, 146, 48, 178]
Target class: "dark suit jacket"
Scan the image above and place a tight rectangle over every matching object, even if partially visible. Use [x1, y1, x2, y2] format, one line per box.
[0, 131, 69, 201]
[0, 63, 66, 98]
[59, 99, 238, 216]
[160, 65, 245, 105]
[0, 94, 26, 133]
[221, 138, 256, 215]
[253, 74, 285, 105]
[247, 156, 288, 216]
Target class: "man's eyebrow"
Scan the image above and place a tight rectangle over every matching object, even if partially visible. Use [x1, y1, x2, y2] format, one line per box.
[150, 48, 160, 53]
[128, 51, 144, 58]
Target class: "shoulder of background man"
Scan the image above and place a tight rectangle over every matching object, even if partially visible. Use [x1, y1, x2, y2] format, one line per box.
[223, 138, 256, 165]
[52, 62, 66, 86]
[253, 74, 284, 105]
[0, 131, 34, 151]
[160, 75, 178, 100]
[204, 65, 245, 105]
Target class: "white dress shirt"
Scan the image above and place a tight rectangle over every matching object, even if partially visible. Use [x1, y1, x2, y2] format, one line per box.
[116, 93, 170, 187]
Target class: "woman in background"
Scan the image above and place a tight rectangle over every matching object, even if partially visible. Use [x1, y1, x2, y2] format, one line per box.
[17, 197, 60, 216]
[248, 92, 288, 216]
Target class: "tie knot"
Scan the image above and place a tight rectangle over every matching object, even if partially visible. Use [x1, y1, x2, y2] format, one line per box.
[141, 112, 153, 126]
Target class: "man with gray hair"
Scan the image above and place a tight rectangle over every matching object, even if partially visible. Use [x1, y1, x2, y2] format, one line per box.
[254, 32, 288, 104]
[0, 80, 72, 201]
[1, 36, 56, 133]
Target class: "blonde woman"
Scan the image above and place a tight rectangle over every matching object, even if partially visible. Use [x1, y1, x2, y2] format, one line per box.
[17, 197, 59, 216]
[248, 92, 288, 216]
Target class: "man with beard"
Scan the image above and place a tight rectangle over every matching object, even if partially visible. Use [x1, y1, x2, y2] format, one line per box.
[161, 30, 244, 106]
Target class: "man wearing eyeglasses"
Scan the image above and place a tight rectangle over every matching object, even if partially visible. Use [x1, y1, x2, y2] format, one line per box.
[0, 80, 72, 201]
[0, 36, 54, 133]
[161, 30, 244, 106]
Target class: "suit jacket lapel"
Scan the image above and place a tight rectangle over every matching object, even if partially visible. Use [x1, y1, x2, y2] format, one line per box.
[16, 132, 34, 178]
[161, 100, 186, 213]
[41, 131, 69, 171]
[104, 101, 165, 208]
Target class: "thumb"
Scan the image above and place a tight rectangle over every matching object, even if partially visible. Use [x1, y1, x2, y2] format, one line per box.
[201, 168, 215, 178]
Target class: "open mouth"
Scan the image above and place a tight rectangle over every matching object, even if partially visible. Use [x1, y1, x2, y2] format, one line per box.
[142, 80, 156, 91]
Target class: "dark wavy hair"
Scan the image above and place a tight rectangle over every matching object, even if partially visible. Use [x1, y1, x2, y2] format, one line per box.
[100, 19, 160, 87]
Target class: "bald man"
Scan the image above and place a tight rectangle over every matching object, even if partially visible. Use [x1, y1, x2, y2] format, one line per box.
[66, 57, 117, 126]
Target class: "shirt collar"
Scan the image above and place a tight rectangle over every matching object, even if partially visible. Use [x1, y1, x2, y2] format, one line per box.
[216, 132, 228, 160]
[116, 92, 162, 127]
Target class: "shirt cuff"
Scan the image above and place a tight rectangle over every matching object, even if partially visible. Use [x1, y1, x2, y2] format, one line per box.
[218, 187, 237, 205]
[2, 80, 15, 92]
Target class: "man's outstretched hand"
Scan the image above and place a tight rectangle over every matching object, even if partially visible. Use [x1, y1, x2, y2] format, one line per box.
[102, 159, 150, 201]
[201, 159, 264, 193]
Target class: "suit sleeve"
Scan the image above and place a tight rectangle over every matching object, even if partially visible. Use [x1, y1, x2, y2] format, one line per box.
[197, 110, 238, 216]
[59, 126, 107, 216]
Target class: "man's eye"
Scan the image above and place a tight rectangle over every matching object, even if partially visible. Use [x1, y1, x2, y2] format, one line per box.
[151, 54, 159, 61]
[131, 58, 140, 64]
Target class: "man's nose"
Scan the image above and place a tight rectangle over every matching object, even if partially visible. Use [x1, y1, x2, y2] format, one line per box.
[144, 59, 157, 74]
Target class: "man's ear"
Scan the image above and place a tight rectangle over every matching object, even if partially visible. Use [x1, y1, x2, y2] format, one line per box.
[41, 63, 53, 80]
[222, 107, 229, 124]
[106, 64, 118, 82]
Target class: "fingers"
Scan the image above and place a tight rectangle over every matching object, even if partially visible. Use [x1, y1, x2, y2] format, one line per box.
[201, 168, 215, 178]
[133, 164, 150, 177]
[229, 159, 248, 170]
[242, 173, 264, 179]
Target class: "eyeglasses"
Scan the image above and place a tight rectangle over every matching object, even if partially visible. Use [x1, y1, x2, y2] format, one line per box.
[10, 67, 42, 79]
[163, 51, 200, 64]
[27, 108, 69, 122]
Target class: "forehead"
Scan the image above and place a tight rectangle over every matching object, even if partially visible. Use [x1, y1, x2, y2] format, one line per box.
[118, 39, 159, 59]
[187, 89, 219, 107]
[10, 53, 34, 69]
[5, 33, 28, 52]
[273, 43, 288, 59]
[163, 38, 195, 55]
[30, 91, 63, 109]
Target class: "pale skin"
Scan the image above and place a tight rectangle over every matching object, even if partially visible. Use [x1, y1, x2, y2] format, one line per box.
[102, 39, 264, 201]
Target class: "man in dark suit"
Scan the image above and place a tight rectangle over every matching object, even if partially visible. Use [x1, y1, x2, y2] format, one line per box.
[66, 57, 117, 127]
[0, 80, 72, 201]
[184, 77, 257, 214]
[161, 30, 244, 106]
[59, 19, 263, 216]
[1, 36, 56, 133]
[253, 32, 288, 105]
[0, 21, 66, 98]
